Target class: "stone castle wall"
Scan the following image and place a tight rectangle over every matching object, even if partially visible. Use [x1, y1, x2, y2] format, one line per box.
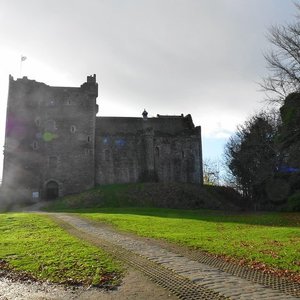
[95, 116, 202, 184]
[2, 75, 203, 201]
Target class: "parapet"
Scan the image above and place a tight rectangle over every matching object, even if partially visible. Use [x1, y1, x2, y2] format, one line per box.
[86, 74, 96, 84]
[80, 74, 98, 97]
[9, 74, 40, 85]
[156, 114, 184, 118]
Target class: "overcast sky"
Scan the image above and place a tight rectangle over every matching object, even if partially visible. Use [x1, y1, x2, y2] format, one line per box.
[0, 0, 296, 178]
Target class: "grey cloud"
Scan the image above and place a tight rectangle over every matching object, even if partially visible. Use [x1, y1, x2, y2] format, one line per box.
[0, 0, 296, 170]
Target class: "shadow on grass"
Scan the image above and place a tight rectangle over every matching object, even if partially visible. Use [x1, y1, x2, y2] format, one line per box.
[42, 183, 300, 228]
[46, 206, 300, 228]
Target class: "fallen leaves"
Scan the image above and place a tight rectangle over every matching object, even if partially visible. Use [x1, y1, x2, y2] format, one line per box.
[210, 253, 300, 284]
[259, 249, 280, 259]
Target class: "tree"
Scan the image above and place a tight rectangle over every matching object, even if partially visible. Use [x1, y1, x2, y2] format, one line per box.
[203, 158, 220, 185]
[260, 3, 300, 104]
[278, 92, 300, 166]
[262, 93, 300, 207]
[224, 112, 278, 208]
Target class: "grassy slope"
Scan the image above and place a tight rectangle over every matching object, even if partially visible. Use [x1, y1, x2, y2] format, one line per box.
[45, 183, 244, 211]
[0, 213, 121, 286]
[78, 208, 300, 273]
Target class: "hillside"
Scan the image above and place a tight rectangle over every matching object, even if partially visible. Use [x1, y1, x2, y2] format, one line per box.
[45, 183, 245, 211]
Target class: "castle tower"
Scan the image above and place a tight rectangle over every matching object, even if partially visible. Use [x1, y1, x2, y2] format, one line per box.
[2, 75, 98, 201]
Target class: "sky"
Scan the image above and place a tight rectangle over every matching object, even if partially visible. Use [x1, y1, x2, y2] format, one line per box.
[0, 0, 296, 179]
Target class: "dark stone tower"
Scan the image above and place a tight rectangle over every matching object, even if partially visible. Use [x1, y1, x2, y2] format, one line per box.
[2, 75, 98, 201]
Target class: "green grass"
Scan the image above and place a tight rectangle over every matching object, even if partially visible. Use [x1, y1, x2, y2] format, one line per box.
[45, 184, 135, 211]
[77, 208, 300, 273]
[44, 182, 244, 211]
[0, 213, 121, 286]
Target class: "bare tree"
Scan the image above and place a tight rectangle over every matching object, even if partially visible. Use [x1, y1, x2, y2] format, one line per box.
[261, 3, 300, 104]
[203, 158, 220, 186]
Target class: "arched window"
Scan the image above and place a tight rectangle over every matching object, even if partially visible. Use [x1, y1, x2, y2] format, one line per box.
[70, 125, 76, 133]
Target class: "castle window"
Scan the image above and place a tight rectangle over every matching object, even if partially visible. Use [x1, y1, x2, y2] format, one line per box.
[35, 118, 41, 126]
[87, 135, 91, 142]
[182, 151, 185, 158]
[32, 141, 38, 150]
[70, 125, 76, 133]
[49, 156, 58, 168]
[155, 146, 160, 158]
[67, 99, 71, 105]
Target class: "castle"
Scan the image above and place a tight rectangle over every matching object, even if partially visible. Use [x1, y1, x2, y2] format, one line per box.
[2, 75, 203, 201]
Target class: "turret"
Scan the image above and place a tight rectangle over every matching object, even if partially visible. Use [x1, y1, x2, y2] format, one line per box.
[80, 74, 98, 97]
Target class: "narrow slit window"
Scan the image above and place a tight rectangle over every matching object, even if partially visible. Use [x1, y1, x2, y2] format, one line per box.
[155, 146, 160, 158]
[35, 118, 41, 126]
[70, 125, 76, 133]
[32, 141, 38, 150]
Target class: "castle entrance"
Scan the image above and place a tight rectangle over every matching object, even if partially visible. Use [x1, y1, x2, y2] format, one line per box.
[46, 181, 59, 200]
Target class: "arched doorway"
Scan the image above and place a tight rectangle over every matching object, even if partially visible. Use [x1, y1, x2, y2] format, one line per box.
[46, 181, 59, 200]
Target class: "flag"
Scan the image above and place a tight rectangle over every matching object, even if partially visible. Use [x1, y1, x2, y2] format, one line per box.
[21, 56, 27, 62]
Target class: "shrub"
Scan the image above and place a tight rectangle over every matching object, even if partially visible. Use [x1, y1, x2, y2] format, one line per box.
[286, 192, 300, 211]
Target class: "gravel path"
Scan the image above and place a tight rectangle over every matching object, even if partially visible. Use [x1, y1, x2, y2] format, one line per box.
[0, 269, 176, 300]
[52, 213, 299, 300]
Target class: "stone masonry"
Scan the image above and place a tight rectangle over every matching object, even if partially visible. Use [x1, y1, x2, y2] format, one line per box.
[2, 75, 203, 201]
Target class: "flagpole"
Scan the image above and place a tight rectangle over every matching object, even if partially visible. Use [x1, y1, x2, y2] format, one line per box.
[20, 57, 22, 78]
[20, 55, 27, 78]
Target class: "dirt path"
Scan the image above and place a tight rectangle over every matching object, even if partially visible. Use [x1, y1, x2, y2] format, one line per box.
[0, 267, 176, 300]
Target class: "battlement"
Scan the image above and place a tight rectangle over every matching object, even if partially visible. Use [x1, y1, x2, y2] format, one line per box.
[80, 74, 98, 97]
[9, 74, 98, 91]
[86, 74, 96, 84]
[9, 74, 47, 88]
[156, 114, 184, 118]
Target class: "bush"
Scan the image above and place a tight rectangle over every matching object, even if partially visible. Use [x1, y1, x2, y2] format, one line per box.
[286, 192, 300, 211]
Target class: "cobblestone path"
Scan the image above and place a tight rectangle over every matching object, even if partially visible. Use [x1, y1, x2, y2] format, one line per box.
[52, 213, 300, 300]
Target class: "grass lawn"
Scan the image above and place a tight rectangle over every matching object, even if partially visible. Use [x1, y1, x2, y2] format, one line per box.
[77, 208, 300, 273]
[0, 213, 121, 286]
